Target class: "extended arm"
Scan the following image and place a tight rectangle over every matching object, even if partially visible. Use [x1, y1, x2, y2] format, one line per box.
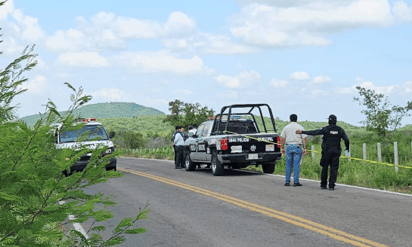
[296, 128, 326, 136]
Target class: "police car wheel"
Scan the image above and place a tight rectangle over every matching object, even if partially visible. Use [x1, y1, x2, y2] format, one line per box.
[185, 153, 196, 171]
[211, 153, 224, 176]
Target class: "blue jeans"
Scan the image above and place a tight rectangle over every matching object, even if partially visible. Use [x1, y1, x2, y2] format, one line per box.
[285, 144, 303, 183]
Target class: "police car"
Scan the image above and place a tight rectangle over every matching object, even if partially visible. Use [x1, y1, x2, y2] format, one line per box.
[55, 118, 117, 174]
[184, 104, 282, 176]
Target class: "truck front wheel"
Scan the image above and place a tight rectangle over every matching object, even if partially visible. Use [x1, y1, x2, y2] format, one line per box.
[211, 153, 224, 176]
[262, 162, 276, 174]
[185, 153, 197, 171]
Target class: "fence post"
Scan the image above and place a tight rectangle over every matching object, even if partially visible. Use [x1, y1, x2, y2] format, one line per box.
[363, 143, 367, 160]
[377, 143, 382, 163]
[348, 147, 351, 162]
[311, 145, 315, 159]
[394, 142, 399, 171]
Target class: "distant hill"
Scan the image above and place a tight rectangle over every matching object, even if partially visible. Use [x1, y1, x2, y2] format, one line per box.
[19, 102, 165, 126]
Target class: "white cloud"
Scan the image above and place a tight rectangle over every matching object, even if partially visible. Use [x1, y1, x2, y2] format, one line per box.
[164, 11, 197, 36]
[162, 32, 258, 54]
[46, 27, 125, 52]
[1, 37, 25, 54]
[46, 11, 196, 52]
[392, 0, 412, 23]
[336, 77, 396, 95]
[112, 51, 212, 75]
[313, 75, 331, 83]
[12, 9, 44, 42]
[91, 88, 127, 101]
[35, 56, 48, 70]
[356, 79, 395, 95]
[22, 75, 47, 94]
[230, 0, 412, 48]
[56, 52, 109, 68]
[0, 0, 14, 20]
[215, 70, 261, 88]
[291, 71, 310, 80]
[0, 1, 45, 44]
[269, 78, 289, 88]
[403, 81, 412, 92]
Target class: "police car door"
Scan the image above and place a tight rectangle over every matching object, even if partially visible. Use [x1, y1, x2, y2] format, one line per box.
[196, 122, 211, 161]
[189, 123, 205, 162]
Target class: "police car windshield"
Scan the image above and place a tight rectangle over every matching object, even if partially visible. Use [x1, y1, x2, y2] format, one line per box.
[60, 124, 109, 143]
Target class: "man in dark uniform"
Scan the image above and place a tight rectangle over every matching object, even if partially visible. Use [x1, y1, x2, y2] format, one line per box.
[296, 114, 350, 190]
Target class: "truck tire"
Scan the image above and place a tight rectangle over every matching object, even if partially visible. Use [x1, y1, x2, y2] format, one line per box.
[211, 153, 224, 176]
[184, 153, 197, 171]
[262, 162, 276, 174]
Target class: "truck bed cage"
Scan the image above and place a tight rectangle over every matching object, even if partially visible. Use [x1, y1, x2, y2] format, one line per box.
[214, 104, 277, 134]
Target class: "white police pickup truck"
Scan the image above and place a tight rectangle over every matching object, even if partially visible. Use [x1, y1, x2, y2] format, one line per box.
[55, 118, 117, 174]
[184, 104, 282, 176]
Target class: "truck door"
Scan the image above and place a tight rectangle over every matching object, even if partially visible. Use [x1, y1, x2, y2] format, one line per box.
[189, 124, 205, 162]
[196, 122, 211, 161]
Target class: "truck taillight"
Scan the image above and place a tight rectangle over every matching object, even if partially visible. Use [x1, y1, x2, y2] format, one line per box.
[277, 136, 281, 148]
[221, 138, 228, 151]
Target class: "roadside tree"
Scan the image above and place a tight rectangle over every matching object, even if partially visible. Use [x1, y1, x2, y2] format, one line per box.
[353, 86, 412, 142]
[164, 100, 215, 129]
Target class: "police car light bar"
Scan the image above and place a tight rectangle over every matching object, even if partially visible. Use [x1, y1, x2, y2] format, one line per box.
[81, 118, 97, 122]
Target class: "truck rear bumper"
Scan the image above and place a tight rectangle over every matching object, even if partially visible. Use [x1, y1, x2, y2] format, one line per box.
[219, 152, 281, 164]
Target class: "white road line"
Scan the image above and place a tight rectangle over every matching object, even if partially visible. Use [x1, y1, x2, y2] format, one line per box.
[121, 157, 412, 197]
[58, 201, 89, 239]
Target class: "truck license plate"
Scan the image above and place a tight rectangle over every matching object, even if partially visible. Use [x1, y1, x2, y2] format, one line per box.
[265, 144, 274, 152]
[248, 154, 258, 160]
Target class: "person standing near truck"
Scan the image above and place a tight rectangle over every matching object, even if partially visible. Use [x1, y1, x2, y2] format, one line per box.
[280, 114, 307, 187]
[174, 126, 185, 169]
[296, 114, 350, 191]
[172, 126, 180, 164]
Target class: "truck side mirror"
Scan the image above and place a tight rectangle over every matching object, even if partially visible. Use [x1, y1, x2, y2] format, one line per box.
[109, 132, 115, 138]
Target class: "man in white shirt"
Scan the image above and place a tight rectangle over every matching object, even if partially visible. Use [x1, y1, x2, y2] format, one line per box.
[174, 126, 185, 169]
[280, 114, 307, 187]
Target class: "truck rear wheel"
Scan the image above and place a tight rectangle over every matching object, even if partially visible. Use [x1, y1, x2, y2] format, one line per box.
[211, 153, 224, 176]
[185, 153, 197, 171]
[262, 162, 276, 174]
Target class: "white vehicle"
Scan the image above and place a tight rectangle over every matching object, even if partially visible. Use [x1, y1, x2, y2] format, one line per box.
[55, 118, 117, 174]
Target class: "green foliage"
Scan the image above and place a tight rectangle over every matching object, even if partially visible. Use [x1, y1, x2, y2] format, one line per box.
[0, 44, 37, 123]
[163, 100, 215, 129]
[0, 21, 148, 246]
[19, 102, 165, 127]
[353, 86, 412, 141]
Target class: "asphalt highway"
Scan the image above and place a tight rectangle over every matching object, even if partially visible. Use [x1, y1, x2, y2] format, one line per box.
[82, 157, 412, 247]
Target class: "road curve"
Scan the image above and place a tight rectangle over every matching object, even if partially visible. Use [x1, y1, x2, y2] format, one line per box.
[83, 157, 411, 247]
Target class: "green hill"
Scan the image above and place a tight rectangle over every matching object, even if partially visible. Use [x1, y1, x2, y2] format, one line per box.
[19, 102, 165, 126]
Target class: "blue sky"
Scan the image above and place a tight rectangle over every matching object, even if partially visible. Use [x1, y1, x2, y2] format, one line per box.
[1, 0, 412, 127]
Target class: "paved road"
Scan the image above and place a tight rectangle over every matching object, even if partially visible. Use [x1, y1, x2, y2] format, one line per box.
[82, 157, 412, 247]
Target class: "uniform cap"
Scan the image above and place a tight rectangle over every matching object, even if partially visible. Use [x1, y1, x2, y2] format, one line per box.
[328, 114, 337, 122]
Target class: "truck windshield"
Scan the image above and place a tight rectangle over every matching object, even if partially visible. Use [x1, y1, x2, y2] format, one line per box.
[60, 124, 109, 143]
